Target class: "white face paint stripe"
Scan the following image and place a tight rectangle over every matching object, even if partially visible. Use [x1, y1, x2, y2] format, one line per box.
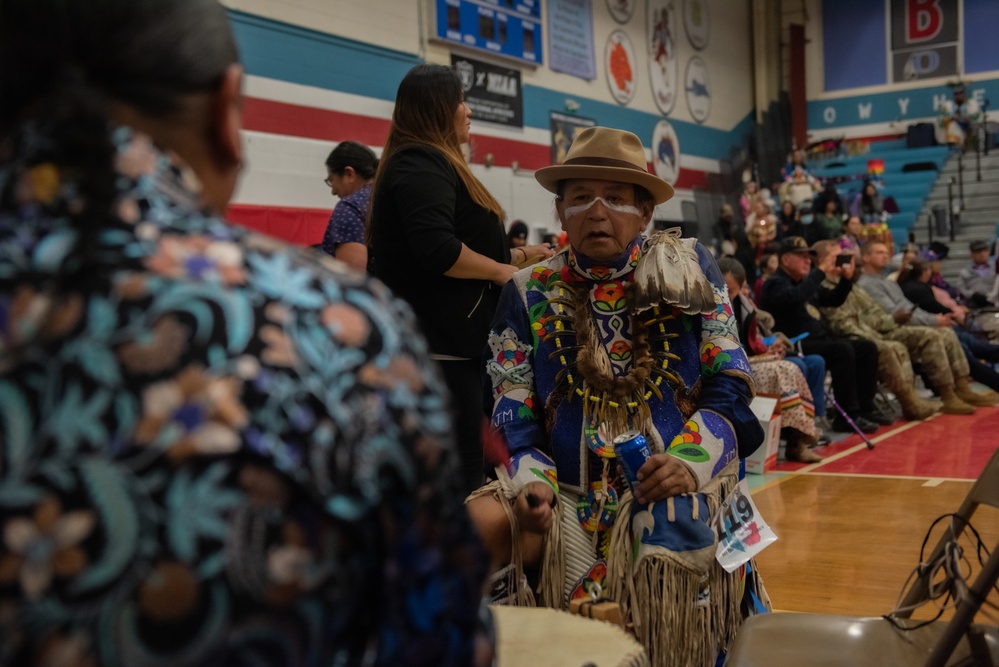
[562, 197, 642, 220]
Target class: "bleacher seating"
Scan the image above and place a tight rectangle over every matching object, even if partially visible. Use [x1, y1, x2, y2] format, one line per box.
[807, 142, 950, 245]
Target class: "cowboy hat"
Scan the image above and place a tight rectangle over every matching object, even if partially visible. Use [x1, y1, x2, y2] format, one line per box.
[535, 127, 675, 204]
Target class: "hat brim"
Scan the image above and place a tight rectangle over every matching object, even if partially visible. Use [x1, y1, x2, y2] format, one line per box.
[535, 164, 675, 205]
[779, 248, 815, 256]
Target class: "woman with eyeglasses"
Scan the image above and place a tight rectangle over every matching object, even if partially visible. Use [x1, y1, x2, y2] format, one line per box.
[369, 64, 553, 494]
[321, 140, 378, 271]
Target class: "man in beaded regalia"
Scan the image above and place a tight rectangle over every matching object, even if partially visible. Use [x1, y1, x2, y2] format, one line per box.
[467, 127, 767, 667]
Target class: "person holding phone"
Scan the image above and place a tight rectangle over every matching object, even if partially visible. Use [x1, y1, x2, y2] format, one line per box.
[813, 240, 970, 419]
[759, 237, 886, 433]
[861, 244, 999, 402]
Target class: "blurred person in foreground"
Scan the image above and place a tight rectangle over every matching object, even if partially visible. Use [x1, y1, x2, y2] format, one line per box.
[0, 2, 489, 665]
[467, 127, 766, 667]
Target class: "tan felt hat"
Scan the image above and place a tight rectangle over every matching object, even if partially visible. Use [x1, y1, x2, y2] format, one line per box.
[535, 126, 675, 205]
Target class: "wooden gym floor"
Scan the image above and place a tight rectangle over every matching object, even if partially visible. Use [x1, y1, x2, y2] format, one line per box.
[747, 407, 999, 620]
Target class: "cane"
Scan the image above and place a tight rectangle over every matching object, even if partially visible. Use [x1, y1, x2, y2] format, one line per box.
[826, 388, 875, 450]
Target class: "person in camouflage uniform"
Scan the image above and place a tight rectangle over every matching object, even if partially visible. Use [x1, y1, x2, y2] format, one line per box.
[814, 240, 992, 417]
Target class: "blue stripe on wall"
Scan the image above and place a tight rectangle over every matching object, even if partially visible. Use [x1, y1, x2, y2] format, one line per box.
[808, 78, 999, 130]
[822, 0, 886, 92]
[523, 86, 752, 160]
[228, 10, 421, 103]
[964, 0, 999, 75]
[227, 9, 752, 161]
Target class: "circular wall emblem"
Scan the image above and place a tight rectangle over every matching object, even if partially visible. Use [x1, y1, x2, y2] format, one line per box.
[606, 0, 637, 24]
[605, 30, 637, 105]
[684, 56, 711, 123]
[652, 119, 681, 185]
[684, 0, 710, 50]
[647, 0, 678, 115]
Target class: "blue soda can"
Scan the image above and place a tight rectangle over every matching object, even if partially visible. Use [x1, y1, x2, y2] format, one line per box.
[613, 431, 652, 493]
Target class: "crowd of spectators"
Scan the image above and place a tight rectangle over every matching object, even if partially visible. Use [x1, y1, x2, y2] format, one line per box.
[711, 149, 999, 458]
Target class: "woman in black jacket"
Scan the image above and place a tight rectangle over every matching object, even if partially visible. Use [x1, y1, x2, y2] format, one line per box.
[898, 259, 953, 315]
[369, 64, 552, 492]
[900, 259, 999, 391]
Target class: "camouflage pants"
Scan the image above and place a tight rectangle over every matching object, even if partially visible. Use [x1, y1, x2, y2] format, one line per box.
[870, 338, 915, 397]
[883, 325, 968, 389]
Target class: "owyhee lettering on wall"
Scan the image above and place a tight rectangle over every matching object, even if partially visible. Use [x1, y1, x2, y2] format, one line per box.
[452, 54, 524, 128]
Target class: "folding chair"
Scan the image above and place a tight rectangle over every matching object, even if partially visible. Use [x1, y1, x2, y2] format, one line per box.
[723, 448, 999, 666]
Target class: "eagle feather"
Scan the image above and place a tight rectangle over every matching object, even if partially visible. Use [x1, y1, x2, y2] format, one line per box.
[632, 228, 715, 315]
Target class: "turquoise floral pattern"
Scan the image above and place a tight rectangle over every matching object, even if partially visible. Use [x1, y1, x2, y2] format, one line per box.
[0, 126, 486, 666]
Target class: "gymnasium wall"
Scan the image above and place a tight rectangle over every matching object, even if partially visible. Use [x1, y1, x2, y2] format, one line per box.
[219, 0, 756, 244]
[804, 0, 999, 143]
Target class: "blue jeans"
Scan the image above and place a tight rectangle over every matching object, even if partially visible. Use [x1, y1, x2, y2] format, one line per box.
[953, 328, 999, 391]
[786, 354, 827, 417]
[954, 328, 999, 363]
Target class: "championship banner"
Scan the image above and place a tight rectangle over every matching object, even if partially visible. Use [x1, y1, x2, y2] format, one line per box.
[451, 54, 524, 128]
[890, 0, 958, 82]
[550, 112, 596, 165]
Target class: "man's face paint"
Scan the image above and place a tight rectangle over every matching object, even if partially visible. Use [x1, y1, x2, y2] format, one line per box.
[561, 196, 643, 220]
[557, 180, 649, 263]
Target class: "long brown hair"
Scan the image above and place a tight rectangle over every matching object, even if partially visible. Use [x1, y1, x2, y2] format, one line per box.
[369, 64, 505, 234]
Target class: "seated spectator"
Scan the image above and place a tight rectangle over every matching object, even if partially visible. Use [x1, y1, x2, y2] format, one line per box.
[781, 148, 810, 179]
[922, 245, 966, 305]
[867, 249, 999, 397]
[758, 237, 884, 433]
[937, 83, 981, 150]
[746, 200, 777, 260]
[721, 258, 826, 462]
[740, 180, 760, 219]
[839, 215, 865, 257]
[815, 240, 984, 416]
[887, 243, 918, 282]
[713, 203, 757, 287]
[958, 240, 997, 308]
[754, 251, 779, 298]
[898, 258, 968, 323]
[780, 165, 821, 209]
[810, 197, 843, 244]
[0, 1, 489, 664]
[813, 183, 845, 219]
[776, 200, 805, 239]
[850, 180, 885, 223]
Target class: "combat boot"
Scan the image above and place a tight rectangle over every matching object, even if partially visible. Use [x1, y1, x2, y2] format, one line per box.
[954, 376, 999, 407]
[896, 387, 941, 420]
[938, 384, 976, 415]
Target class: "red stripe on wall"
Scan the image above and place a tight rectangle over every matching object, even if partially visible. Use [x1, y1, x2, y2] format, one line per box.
[227, 203, 329, 246]
[243, 98, 392, 146]
[242, 96, 708, 189]
[673, 169, 707, 189]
